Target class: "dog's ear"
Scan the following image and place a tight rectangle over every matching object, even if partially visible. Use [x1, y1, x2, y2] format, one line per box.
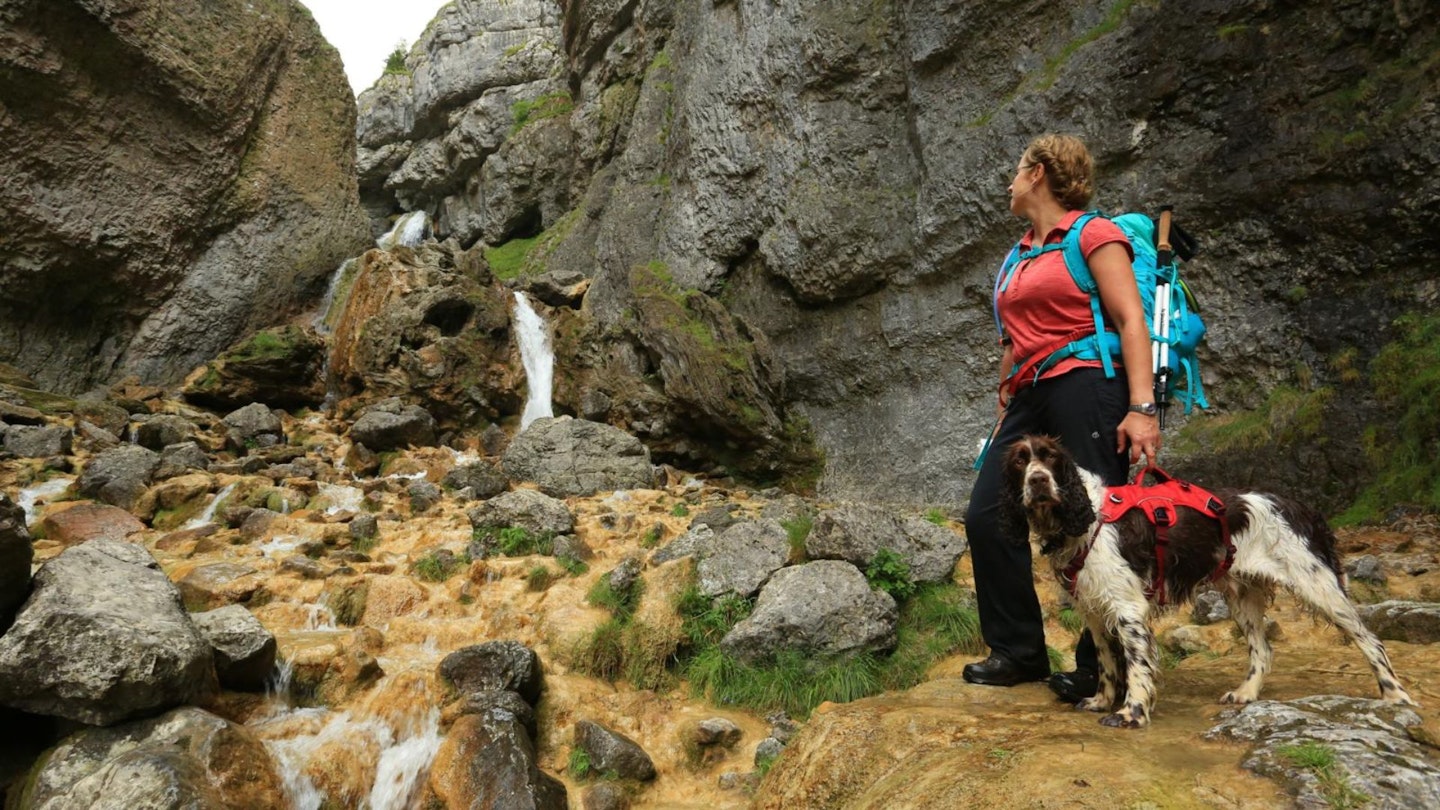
[1053, 450, 1096, 537]
[996, 444, 1030, 542]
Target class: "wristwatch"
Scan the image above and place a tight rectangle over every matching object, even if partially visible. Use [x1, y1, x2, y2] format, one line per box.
[1128, 402, 1159, 416]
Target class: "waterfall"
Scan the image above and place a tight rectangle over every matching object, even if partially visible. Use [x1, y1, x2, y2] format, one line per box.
[377, 211, 430, 250]
[312, 258, 358, 335]
[16, 477, 74, 528]
[513, 292, 554, 430]
[181, 482, 237, 530]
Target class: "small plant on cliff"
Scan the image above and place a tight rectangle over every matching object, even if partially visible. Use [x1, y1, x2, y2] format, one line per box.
[1277, 741, 1370, 809]
[866, 548, 916, 601]
[383, 41, 409, 76]
[567, 747, 592, 779]
[780, 515, 812, 563]
[510, 92, 574, 134]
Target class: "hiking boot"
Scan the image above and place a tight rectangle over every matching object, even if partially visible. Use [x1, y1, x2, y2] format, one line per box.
[1048, 668, 1098, 703]
[962, 656, 1050, 687]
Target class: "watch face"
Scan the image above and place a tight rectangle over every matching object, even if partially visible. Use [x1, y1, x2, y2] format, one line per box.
[1133, 403, 1157, 416]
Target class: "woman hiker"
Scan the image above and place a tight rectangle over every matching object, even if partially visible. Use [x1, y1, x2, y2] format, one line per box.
[962, 133, 1161, 702]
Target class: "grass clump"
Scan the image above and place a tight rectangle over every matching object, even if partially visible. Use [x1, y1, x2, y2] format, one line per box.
[923, 508, 947, 526]
[1057, 606, 1085, 635]
[411, 549, 465, 582]
[475, 525, 555, 557]
[866, 548, 916, 601]
[527, 565, 557, 592]
[1277, 741, 1370, 809]
[511, 92, 574, 134]
[588, 572, 644, 621]
[780, 515, 812, 562]
[1339, 311, 1440, 523]
[558, 555, 589, 577]
[568, 747, 592, 778]
[670, 502, 690, 518]
[351, 533, 379, 554]
[383, 41, 409, 76]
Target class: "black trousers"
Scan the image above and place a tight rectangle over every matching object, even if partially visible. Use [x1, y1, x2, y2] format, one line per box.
[965, 367, 1132, 672]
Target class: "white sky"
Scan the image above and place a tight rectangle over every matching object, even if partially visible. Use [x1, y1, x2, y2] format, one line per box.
[302, 0, 454, 96]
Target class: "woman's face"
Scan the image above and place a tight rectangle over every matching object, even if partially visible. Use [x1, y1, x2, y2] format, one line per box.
[1008, 157, 1042, 215]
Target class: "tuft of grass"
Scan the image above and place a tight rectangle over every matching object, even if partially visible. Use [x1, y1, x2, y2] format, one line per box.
[671, 503, 690, 518]
[1046, 646, 1064, 673]
[923, 508, 947, 526]
[1277, 741, 1370, 809]
[866, 548, 916, 601]
[411, 550, 464, 582]
[351, 533, 379, 554]
[475, 525, 555, 557]
[558, 555, 589, 577]
[588, 573, 643, 621]
[780, 515, 813, 562]
[755, 748, 780, 778]
[572, 617, 627, 681]
[383, 41, 409, 76]
[568, 747, 592, 779]
[527, 565, 556, 592]
[676, 586, 753, 649]
[641, 524, 664, 548]
[1057, 606, 1085, 635]
[511, 92, 574, 134]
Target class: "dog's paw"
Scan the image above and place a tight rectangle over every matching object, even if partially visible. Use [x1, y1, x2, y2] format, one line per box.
[1099, 711, 1144, 729]
[1076, 696, 1108, 713]
[1385, 691, 1420, 707]
[1219, 690, 1255, 705]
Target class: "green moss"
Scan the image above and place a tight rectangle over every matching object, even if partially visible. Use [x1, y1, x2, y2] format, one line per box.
[484, 235, 541, 280]
[1216, 23, 1249, 39]
[1176, 381, 1333, 455]
[230, 327, 297, 363]
[482, 208, 581, 280]
[511, 92, 574, 134]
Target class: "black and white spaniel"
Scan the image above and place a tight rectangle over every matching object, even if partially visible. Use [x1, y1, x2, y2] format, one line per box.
[999, 434, 1416, 729]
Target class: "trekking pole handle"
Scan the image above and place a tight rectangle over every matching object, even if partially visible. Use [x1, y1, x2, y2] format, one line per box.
[1157, 206, 1174, 255]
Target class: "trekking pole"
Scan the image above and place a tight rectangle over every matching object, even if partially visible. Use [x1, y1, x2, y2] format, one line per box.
[1153, 206, 1175, 429]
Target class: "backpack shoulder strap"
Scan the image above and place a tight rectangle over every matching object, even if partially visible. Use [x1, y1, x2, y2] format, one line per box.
[993, 244, 1021, 336]
[1058, 211, 1115, 376]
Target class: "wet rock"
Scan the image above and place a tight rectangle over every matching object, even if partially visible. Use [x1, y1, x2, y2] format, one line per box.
[1206, 696, 1439, 809]
[222, 403, 284, 452]
[429, 708, 567, 810]
[190, 605, 277, 692]
[38, 503, 146, 546]
[721, 560, 898, 665]
[696, 519, 790, 598]
[75, 444, 161, 512]
[754, 736, 785, 765]
[0, 494, 33, 631]
[1161, 625, 1211, 656]
[442, 688, 538, 741]
[582, 782, 630, 810]
[467, 489, 575, 537]
[696, 717, 743, 749]
[1357, 601, 1440, 644]
[74, 420, 122, 452]
[0, 539, 216, 725]
[438, 641, 544, 706]
[574, 720, 657, 781]
[134, 413, 198, 451]
[3, 424, 72, 458]
[350, 513, 379, 543]
[17, 706, 285, 808]
[690, 503, 740, 532]
[408, 480, 443, 513]
[443, 460, 509, 499]
[73, 400, 130, 437]
[281, 555, 328, 579]
[239, 508, 282, 540]
[349, 398, 438, 451]
[650, 524, 714, 565]
[154, 441, 211, 480]
[501, 416, 654, 497]
[183, 325, 328, 411]
[0, 400, 46, 425]
[806, 503, 967, 584]
[1192, 589, 1230, 625]
[1346, 554, 1387, 584]
[176, 562, 265, 612]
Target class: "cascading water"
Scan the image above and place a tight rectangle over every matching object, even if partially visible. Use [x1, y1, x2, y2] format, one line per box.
[377, 211, 430, 250]
[513, 291, 554, 430]
[16, 477, 74, 528]
[182, 482, 237, 530]
[312, 258, 358, 336]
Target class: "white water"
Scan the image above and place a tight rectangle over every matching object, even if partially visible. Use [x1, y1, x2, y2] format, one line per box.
[513, 292, 554, 430]
[377, 211, 430, 250]
[182, 482, 238, 530]
[316, 483, 364, 515]
[257, 534, 304, 558]
[16, 477, 73, 527]
[312, 258, 358, 335]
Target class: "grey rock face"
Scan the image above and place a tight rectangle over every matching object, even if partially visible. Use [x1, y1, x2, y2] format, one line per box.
[0, 494, 33, 630]
[1346, 554, 1387, 584]
[75, 445, 161, 512]
[221, 402, 284, 450]
[696, 519, 791, 598]
[155, 442, 210, 480]
[190, 605, 277, 692]
[3, 425, 73, 458]
[501, 417, 653, 497]
[806, 504, 967, 584]
[467, 488, 575, 536]
[0, 539, 217, 725]
[447, 688, 538, 740]
[720, 560, 898, 665]
[1358, 601, 1440, 645]
[438, 640, 544, 706]
[19, 706, 286, 808]
[0, 0, 370, 393]
[1206, 696, 1439, 809]
[133, 414, 197, 451]
[408, 480, 443, 513]
[443, 461, 509, 499]
[349, 398, 439, 451]
[649, 524, 714, 566]
[574, 719, 657, 782]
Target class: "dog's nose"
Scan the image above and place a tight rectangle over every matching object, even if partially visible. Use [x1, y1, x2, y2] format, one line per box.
[1027, 472, 1049, 489]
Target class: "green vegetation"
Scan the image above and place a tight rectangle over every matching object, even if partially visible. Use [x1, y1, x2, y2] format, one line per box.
[1340, 312, 1440, 523]
[411, 550, 465, 582]
[475, 525, 555, 557]
[923, 508, 947, 526]
[1216, 23, 1250, 39]
[1046, 645, 1064, 673]
[670, 502, 690, 518]
[1276, 741, 1370, 809]
[1177, 378, 1333, 455]
[558, 555, 590, 577]
[231, 327, 297, 363]
[755, 748, 780, 778]
[511, 92, 574, 134]
[780, 514, 813, 562]
[641, 524, 664, 548]
[483, 234, 541, 280]
[588, 572, 644, 621]
[383, 41, 409, 76]
[482, 208, 581, 280]
[568, 747, 592, 779]
[1057, 606, 1085, 635]
[865, 548, 916, 601]
[526, 565, 556, 592]
[351, 533, 379, 554]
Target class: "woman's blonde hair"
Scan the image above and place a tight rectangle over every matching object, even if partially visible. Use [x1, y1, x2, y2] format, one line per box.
[1023, 134, 1094, 210]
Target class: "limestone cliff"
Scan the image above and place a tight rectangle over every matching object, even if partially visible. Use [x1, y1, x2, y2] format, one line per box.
[0, 0, 370, 393]
[354, 0, 1439, 508]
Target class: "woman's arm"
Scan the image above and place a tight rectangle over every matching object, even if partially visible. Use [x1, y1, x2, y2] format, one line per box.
[1089, 242, 1161, 463]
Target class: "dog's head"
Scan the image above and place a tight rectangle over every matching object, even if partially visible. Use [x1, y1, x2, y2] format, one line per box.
[998, 435, 1097, 546]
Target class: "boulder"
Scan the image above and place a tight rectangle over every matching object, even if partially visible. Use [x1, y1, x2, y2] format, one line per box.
[696, 519, 790, 598]
[133, 414, 198, 451]
[442, 688, 538, 742]
[1358, 601, 1440, 644]
[176, 562, 265, 612]
[806, 504, 967, 584]
[73, 400, 131, 437]
[467, 489, 575, 537]
[0, 494, 33, 630]
[501, 417, 653, 497]
[190, 605, 277, 692]
[442, 461, 509, 499]
[75, 445, 160, 512]
[155, 441, 211, 479]
[3, 425, 72, 458]
[38, 503, 146, 546]
[720, 560, 897, 665]
[1206, 696, 1439, 809]
[429, 708, 567, 810]
[573, 720, 657, 781]
[649, 524, 714, 566]
[16, 706, 285, 809]
[349, 398, 438, 451]
[438, 641, 543, 706]
[221, 402, 284, 451]
[0, 539, 217, 725]
[1192, 589, 1231, 625]
[182, 325, 328, 410]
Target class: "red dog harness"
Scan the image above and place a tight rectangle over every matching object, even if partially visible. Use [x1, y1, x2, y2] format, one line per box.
[1062, 466, 1233, 605]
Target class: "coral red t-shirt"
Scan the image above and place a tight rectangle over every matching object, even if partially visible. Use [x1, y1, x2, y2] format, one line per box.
[996, 210, 1133, 388]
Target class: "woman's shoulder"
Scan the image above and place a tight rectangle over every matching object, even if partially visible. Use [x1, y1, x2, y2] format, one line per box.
[1078, 214, 1132, 257]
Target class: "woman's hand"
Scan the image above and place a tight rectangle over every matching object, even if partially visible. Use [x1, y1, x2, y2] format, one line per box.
[1118, 412, 1161, 465]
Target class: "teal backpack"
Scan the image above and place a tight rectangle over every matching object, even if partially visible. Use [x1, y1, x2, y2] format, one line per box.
[992, 210, 1209, 416]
